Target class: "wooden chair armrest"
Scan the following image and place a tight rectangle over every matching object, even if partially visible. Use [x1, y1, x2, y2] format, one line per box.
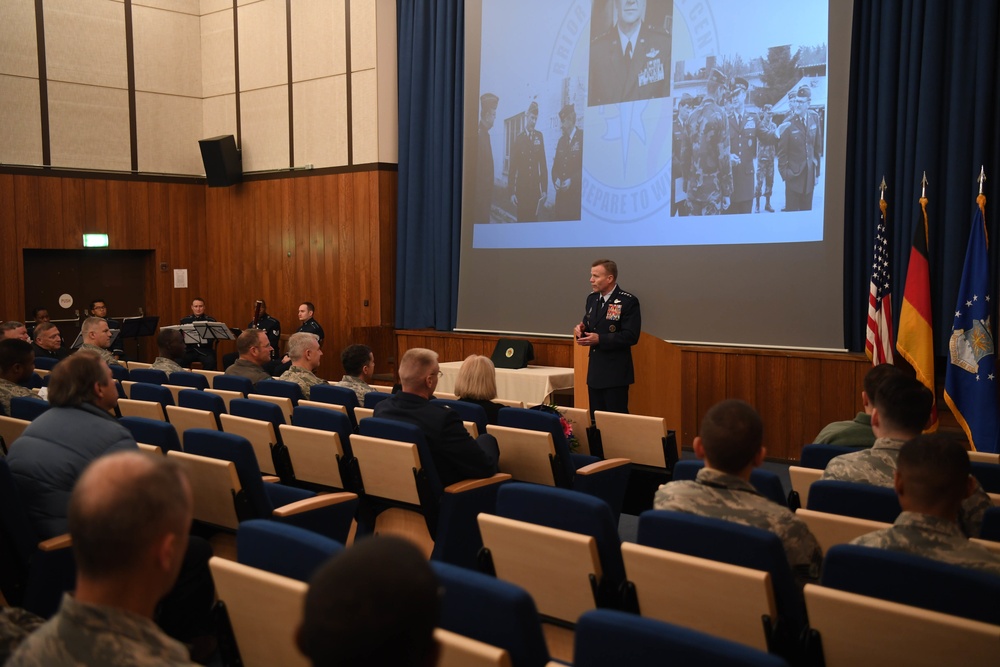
[39, 533, 73, 551]
[444, 473, 512, 494]
[575, 457, 631, 475]
[262, 475, 281, 483]
[271, 492, 359, 517]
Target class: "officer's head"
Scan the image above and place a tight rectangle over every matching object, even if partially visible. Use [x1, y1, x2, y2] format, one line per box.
[615, 0, 646, 30]
[525, 101, 539, 131]
[895, 433, 975, 518]
[559, 104, 576, 135]
[480, 93, 498, 129]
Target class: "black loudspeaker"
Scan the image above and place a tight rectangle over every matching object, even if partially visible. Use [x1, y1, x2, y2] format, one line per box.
[490, 338, 534, 369]
[198, 135, 242, 187]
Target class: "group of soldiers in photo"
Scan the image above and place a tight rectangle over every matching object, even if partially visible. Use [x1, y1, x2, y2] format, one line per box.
[672, 68, 824, 217]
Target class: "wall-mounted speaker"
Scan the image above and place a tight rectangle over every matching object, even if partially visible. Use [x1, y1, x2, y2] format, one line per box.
[198, 135, 242, 187]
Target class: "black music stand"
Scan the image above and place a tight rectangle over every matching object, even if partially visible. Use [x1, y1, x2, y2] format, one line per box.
[193, 321, 236, 343]
[118, 316, 160, 360]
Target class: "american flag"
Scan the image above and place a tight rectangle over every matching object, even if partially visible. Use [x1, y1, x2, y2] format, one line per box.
[866, 201, 894, 363]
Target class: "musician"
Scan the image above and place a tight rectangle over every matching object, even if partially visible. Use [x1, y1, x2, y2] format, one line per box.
[180, 297, 218, 370]
[246, 300, 281, 360]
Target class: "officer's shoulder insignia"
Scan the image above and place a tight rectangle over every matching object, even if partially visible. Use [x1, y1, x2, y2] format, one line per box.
[646, 48, 659, 58]
[618, 290, 635, 299]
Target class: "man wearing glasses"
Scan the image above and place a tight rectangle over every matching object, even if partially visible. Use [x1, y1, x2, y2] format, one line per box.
[222, 329, 272, 388]
[374, 348, 498, 486]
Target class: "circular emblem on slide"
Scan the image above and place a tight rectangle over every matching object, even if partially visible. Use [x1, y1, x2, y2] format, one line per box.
[505, 347, 515, 358]
[609, 325, 616, 332]
[58, 293, 73, 309]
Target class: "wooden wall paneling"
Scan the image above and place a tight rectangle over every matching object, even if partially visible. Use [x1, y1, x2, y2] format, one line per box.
[680, 351, 700, 444]
[755, 355, 792, 460]
[83, 179, 108, 235]
[377, 170, 396, 325]
[35, 178, 64, 249]
[320, 174, 340, 349]
[820, 357, 861, 432]
[786, 357, 823, 457]
[60, 179, 87, 242]
[726, 352, 757, 404]
[0, 175, 19, 318]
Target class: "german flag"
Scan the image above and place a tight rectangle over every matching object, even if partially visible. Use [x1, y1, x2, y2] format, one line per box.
[896, 196, 938, 430]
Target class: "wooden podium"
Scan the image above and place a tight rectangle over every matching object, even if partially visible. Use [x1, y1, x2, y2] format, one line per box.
[573, 332, 682, 428]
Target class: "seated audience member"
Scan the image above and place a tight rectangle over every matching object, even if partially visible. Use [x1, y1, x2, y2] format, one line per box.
[454, 354, 505, 425]
[813, 363, 903, 447]
[0, 339, 35, 416]
[31, 322, 68, 361]
[851, 433, 1000, 576]
[223, 329, 273, 388]
[278, 332, 325, 399]
[336, 344, 375, 404]
[150, 328, 187, 377]
[179, 297, 218, 371]
[7, 452, 202, 667]
[373, 348, 499, 486]
[88, 299, 121, 329]
[27, 308, 50, 339]
[654, 399, 823, 586]
[1, 321, 30, 342]
[297, 536, 440, 667]
[7, 351, 136, 539]
[78, 316, 122, 366]
[822, 374, 991, 537]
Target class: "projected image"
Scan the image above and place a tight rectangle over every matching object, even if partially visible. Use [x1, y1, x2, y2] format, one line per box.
[588, 0, 673, 106]
[472, 0, 828, 248]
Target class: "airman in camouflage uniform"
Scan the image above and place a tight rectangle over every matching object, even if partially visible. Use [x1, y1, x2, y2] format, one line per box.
[680, 69, 732, 216]
[149, 328, 186, 378]
[754, 104, 777, 212]
[278, 332, 324, 399]
[0, 339, 35, 417]
[850, 433, 1000, 576]
[653, 400, 822, 586]
[150, 356, 184, 376]
[79, 316, 122, 366]
[823, 437, 992, 537]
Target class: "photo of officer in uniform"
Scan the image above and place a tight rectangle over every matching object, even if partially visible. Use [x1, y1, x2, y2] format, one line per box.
[588, 0, 672, 106]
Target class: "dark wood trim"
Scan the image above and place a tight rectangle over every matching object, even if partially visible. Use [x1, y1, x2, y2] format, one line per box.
[285, 0, 294, 166]
[0, 162, 396, 183]
[124, 0, 138, 171]
[34, 0, 50, 166]
[233, 0, 242, 148]
[344, 0, 353, 165]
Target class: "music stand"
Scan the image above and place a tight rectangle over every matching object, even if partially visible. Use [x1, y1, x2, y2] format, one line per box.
[70, 329, 121, 350]
[161, 324, 203, 345]
[119, 316, 160, 360]
[193, 321, 236, 343]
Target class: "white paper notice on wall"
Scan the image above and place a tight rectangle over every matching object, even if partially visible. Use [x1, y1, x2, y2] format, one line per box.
[173, 269, 188, 289]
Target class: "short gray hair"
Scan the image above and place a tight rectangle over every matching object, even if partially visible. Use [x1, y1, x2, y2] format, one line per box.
[287, 332, 319, 361]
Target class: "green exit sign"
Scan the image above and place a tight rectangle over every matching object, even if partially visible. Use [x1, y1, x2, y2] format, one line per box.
[83, 234, 109, 248]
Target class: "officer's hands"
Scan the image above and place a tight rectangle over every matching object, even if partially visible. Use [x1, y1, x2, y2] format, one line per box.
[573, 322, 584, 338]
[511, 195, 518, 206]
[731, 154, 741, 165]
[722, 196, 731, 210]
[576, 332, 599, 346]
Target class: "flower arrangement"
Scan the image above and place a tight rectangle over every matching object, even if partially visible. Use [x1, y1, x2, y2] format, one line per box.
[530, 403, 580, 452]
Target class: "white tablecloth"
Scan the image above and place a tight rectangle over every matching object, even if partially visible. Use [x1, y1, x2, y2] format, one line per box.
[437, 361, 574, 406]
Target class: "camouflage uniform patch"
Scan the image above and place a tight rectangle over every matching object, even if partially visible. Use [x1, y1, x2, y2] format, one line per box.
[0, 378, 33, 417]
[279, 366, 325, 400]
[337, 375, 374, 405]
[78, 344, 122, 366]
[149, 357, 184, 378]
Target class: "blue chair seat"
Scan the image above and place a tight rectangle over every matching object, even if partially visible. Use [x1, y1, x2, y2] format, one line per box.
[213, 374, 254, 396]
[237, 519, 342, 582]
[119, 416, 182, 453]
[130, 382, 174, 408]
[806, 480, 901, 523]
[9, 396, 50, 421]
[129, 368, 169, 385]
[256, 379, 303, 405]
[168, 371, 209, 390]
[800, 444, 857, 469]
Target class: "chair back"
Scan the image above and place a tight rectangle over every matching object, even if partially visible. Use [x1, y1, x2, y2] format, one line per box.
[788, 466, 823, 507]
[637, 510, 807, 636]
[793, 508, 889, 555]
[799, 444, 856, 469]
[363, 391, 392, 408]
[496, 482, 625, 596]
[231, 397, 286, 431]
[119, 416, 182, 453]
[981, 506, 1000, 541]
[970, 461, 1000, 494]
[0, 416, 30, 452]
[433, 398, 488, 435]
[9, 396, 50, 421]
[248, 394, 293, 424]
[497, 408, 575, 486]
[804, 583, 1000, 667]
[205, 388, 241, 411]
[32, 357, 59, 371]
[436, 628, 512, 667]
[559, 406, 592, 455]
[431, 561, 550, 667]
[117, 398, 166, 421]
[109, 364, 130, 382]
[209, 557, 310, 667]
[168, 370, 210, 390]
[806, 480, 901, 523]
[178, 388, 226, 416]
[358, 418, 444, 496]
[237, 519, 343, 582]
[220, 413, 280, 477]
[168, 450, 245, 530]
[130, 382, 174, 408]
[594, 411, 673, 468]
[256, 379, 303, 406]
[129, 368, 169, 385]
[672, 460, 789, 507]
[166, 405, 220, 443]
[184, 429, 275, 518]
[309, 383, 359, 409]
[214, 374, 254, 396]
[621, 542, 776, 651]
[278, 424, 347, 489]
[821, 543, 1000, 625]
[486, 425, 559, 486]
[291, 406, 354, 457]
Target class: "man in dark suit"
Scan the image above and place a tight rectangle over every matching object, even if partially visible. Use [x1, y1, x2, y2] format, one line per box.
[508, 101, 548, 222]
[476, 92, 499, 223]
[180, 297, 218, 370]
[373, 348, 498, 487]
[726, 77, 758, 214]
[589, 0, 671, 106]
[551, 103, 584, 220]
[573, 259, 641, 415]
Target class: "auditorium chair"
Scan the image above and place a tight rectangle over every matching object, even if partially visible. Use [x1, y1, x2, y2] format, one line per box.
[981, 506, 1000, 542]
[283, 406, 358, 491]
[178, 387, 227, 418]
[792, 508, 889, 554]
[168, 370, 210, 391]
[119, 416, 182, 454]
[255, 379, 303, 407]
[236, 519, 343, 583]
[166, 405, 220, 445]
[970, 460, 1000, 493]
[351, 417, 510, 568]
[117, 398, 166, 421]
[363, 390, 392, 409]
[205, 388, 242, 412]
[128, 368, 169, 385]
[129, 382, 174, 409]
[432, 398, 489, 436]
[435, 629, 513, 667]
[109, 364, 129, 382]
[574, 609, 790, 667]
[213, 374, 254, 396]
[0, 416, 30, 454]
[220, 410, 285, 479]
[787, 465, 823, 508]
[308, 384, 361, 429]
[9, 396, 50, 421]
[32, 356, 59, 371]
[798, 443, 855, 469]
[806, 480, 901, 523]
[671, 460, 790, 508]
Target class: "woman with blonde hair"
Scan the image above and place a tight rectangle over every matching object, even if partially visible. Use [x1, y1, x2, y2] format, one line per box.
[454, 354, 504, 425]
